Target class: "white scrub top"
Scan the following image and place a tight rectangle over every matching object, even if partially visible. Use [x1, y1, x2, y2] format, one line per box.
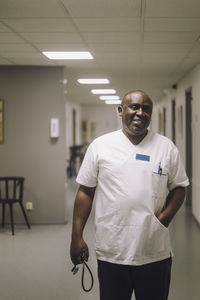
[76, 130, 189, 266]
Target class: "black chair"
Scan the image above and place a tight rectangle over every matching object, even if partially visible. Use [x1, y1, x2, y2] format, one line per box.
[0, 177, 31, 235]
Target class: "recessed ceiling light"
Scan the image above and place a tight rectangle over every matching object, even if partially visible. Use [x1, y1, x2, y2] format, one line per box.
[42, 51, 93, 60]
[62, 79, 68, 85]
[78, 79, 109, 84]
[105, 100, 121, 104]
[100, 95, 120, 100]
[91, 89, 116, 94]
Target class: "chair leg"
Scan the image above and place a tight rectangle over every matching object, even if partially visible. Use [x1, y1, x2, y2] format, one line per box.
[19, 203, 31, 229]
[9, 204, 14, 235]
[2, 203, 5, 227]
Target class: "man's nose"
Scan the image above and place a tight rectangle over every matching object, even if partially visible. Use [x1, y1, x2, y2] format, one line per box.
[136, 107, 143, 115]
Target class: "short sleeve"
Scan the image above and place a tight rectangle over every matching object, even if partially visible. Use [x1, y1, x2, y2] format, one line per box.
[76, 142, 98, 187]
[168, 146, 189, 191]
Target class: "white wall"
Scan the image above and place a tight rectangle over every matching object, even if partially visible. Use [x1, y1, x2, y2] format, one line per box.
[153, 64, 200, 224]
[81, 104, 121, 140]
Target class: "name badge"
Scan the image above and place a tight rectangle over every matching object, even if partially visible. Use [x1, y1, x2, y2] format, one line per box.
[136, 153, 150, 162]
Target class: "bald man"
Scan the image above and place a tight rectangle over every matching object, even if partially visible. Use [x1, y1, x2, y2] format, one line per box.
[70, 90, 189, 300]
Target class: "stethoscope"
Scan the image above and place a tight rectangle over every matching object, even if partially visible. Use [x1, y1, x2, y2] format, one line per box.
[71, 256, 94, 292]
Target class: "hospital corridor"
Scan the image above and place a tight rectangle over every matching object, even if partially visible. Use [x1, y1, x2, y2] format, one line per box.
[0, 179, 200, 300]
[1, 1, 200, 300]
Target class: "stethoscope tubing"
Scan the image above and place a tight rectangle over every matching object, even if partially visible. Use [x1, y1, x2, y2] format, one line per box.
[81, 260, 94, 292]
[71, 258, 94, 292]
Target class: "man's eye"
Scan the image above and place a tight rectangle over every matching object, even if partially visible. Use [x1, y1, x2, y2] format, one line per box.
[130, 105, 139, 110]
[143, 107, 152, 113]
[129, 105, 152, 113]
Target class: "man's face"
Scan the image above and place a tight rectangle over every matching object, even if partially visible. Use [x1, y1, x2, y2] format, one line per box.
[118, 91, 153, 136]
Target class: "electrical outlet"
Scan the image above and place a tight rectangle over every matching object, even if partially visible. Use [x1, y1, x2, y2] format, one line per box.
[26, 202, 33, 210]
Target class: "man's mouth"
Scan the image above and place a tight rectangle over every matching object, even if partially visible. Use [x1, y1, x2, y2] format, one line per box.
[131, 119, 144, 126]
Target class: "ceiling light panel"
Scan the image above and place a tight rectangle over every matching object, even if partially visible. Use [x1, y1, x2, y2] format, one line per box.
[78, 78, 109, 84]
[100, 95, 120, 100]
[91, 89, 116, 94]
[105, 100, 121, 104]
[42, 51, 93, 59]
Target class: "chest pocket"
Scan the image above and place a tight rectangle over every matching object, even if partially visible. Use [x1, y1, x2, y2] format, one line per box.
[152, 162, 168, 198]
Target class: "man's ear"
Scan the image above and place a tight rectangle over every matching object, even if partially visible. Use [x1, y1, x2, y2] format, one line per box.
[118, 105, 123, 117]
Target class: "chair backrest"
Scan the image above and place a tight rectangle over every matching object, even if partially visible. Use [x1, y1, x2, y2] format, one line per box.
[0, 177, 25, 202]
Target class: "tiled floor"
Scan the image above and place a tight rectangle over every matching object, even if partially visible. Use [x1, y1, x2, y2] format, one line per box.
[0, 179, 200, 300]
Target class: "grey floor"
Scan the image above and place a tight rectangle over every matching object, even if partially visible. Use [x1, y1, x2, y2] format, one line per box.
[0, 180, 200, 300]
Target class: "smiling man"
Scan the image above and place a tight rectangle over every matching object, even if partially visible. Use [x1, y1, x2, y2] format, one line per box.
[70, 90, 189, 300]
[119, 90, 153, 144]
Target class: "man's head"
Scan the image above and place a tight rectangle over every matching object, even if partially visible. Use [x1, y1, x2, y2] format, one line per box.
[118, 90, 153, 138]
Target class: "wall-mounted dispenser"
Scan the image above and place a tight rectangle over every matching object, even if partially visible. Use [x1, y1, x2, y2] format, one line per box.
[50, 118, 59, 138]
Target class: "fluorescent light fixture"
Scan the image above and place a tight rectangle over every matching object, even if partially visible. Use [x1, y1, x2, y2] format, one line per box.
[105, 100, 121, 104]
[91, 89, 116, 94]
[100, 95, 120, 100]
[78, 78, 109, 84]
[42, 51, 93, 60]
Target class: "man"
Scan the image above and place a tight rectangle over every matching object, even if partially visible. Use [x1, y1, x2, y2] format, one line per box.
[70, 90, 189, 300]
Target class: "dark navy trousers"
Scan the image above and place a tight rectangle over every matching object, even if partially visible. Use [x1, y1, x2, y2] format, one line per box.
[98, 258, 172, 300]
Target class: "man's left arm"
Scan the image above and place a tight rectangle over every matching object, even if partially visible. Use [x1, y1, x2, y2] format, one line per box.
[158, 187, 186, 227]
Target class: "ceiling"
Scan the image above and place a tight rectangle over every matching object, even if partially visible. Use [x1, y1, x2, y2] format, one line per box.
[1, 0, 200, 104]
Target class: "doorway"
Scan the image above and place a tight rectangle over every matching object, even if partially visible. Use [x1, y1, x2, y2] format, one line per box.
[163, 107, 166, 136]
[72, 109, 76, 146]
[171, 99, 176, 144]
[185, 88, 192, 206]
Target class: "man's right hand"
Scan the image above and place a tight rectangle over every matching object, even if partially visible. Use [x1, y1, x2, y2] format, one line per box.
[70, 237, 89, 265]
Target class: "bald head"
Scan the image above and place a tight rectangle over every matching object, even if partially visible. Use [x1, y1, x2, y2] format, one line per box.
[122, 90, 153, 108]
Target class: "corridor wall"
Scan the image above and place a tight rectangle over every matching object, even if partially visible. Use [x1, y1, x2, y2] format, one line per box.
[0, 66, 66, 224]
[153, 64, 200, 224]
[81, 103, 121, 140]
